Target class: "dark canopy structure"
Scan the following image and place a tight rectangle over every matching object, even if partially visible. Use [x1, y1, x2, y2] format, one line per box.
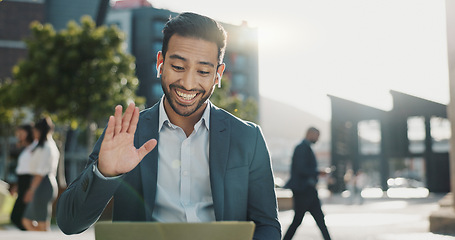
[329, 90, 450, 193]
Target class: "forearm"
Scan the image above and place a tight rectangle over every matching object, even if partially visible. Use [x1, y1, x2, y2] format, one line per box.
[56, 163, 121, 234]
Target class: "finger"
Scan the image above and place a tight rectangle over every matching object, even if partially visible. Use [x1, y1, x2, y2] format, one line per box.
[114, 105, 123, 135]
[121, 103, 135, 133]
[137, 139, 157, 160]
[104, 116, 115, 140]
[127, 107, 139, 134]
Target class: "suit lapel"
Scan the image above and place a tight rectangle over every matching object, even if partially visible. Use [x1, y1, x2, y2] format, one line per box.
[209, 105, 230, 221]
[138, 104, 159, 221]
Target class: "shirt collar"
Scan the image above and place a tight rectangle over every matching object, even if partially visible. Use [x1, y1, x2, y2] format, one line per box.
[158, 96, 211, 132]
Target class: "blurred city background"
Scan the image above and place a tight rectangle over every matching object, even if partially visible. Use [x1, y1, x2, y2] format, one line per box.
[0, 0, 455, 239]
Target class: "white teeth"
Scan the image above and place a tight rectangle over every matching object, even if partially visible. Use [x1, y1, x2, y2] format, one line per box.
[176, 90, 196, 100]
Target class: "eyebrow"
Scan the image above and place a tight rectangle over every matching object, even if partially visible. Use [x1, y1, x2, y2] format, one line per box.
[168, 54, 215, 68]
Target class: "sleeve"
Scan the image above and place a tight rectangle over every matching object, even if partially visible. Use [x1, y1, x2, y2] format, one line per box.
[247, 126, 282, 240]
[56, 131, 124, 235]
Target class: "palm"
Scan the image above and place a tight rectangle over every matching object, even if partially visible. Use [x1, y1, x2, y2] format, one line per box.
[98, 103, 157, 177]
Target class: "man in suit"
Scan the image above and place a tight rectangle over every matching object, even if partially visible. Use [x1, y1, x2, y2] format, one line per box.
[282, 127, 331, 240]
[56, 12, 281, 240]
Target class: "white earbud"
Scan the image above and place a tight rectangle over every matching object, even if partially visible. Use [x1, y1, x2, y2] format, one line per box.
[217, 73, 222, 88]
[156, 63, 163, 78]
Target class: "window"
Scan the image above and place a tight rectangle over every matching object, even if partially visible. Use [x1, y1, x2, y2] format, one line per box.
[152, 21, 165, 37]
[407, 116, 426, 153]
[431, 117, 451, 153]
[232, 73, 247, 91]
[358, 120, 381, 155]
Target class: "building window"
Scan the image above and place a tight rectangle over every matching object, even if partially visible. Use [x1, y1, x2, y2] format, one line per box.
[232, 73, 247, 92]
[152, 21, 165, 37]
[358, 120, 381, 155]
[407, 116, 426, 154]
[151, 82, 163, 99]
[431, 117, 451, 153]
[229, 53, 247, 70]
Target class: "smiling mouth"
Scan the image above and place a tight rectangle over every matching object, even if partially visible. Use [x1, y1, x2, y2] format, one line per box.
[176, 89, 197, 101]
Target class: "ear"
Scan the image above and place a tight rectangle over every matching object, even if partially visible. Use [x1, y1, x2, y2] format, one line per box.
[156, 51, 164, 78]
[215, 63, 225, 88]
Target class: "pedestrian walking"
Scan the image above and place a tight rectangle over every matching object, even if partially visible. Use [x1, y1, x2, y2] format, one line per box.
[283, 127, 331, 240]
[22, 117, 60, 231]
[10, 124, 36, 230]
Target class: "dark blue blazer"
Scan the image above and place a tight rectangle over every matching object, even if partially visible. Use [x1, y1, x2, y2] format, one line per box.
[56, 102, 281, 240]
[284, 139, 318, 191]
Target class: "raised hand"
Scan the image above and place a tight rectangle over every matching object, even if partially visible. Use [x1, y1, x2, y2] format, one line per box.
[98, 103, 157, 177]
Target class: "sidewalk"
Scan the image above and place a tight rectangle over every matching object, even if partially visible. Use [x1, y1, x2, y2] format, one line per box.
[0, 225, 95, 240]
[1, 192, 455, 240]
[280, 191, 455, 240]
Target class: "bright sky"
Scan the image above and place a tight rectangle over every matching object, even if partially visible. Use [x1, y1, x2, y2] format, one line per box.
[150, 0, 450, 120]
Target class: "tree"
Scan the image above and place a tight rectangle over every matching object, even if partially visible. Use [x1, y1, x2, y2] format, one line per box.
[10, 16, 142, 126]
[210, 76, 258, 123]
[5, 16, 143, 185]
[0, 79, 26, 180]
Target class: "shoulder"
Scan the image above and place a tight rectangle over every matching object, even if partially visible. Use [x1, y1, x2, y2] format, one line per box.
[211, 104, 260, 132]
[138, 102, 159, 120]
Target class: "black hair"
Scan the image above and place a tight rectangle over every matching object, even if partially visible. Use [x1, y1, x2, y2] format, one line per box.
[161, 12, 227, 64]
[33, 117, 54, 150]
[307, 127, 320, 134]
[17, 124, 34, 144]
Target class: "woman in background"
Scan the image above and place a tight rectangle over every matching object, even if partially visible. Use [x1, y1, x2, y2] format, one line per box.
[10, 124, 36, 230]
[22, 117, 59, 231]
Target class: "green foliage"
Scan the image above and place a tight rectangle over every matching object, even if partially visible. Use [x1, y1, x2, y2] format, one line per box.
[9, 16, 143, 127]
[210, 77, 258, 123]
[0, 79, 26, 136]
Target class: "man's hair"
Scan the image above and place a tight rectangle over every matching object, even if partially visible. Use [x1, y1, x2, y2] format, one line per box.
[307, 127, 320, 135]
[161, 12, 227, 64]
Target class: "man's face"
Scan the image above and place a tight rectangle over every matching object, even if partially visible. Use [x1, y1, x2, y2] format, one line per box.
[309, 132, 320, 144]
[158, 34, 224, 117]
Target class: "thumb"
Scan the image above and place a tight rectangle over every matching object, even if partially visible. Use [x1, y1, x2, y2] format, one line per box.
[138, 139, 157, 160]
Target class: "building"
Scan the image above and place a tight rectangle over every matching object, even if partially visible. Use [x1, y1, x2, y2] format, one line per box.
[0, 0, 45, 80]
[0, 0, 109, 81]
[329, 90, 450, 193]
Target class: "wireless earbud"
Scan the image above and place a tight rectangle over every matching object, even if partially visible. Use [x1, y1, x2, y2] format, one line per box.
[156, 63, 163, 78]
[217, 73, 222, 88]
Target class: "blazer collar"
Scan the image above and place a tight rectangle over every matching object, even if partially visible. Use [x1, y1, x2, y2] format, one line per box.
[138, 103, 160, 221]
[209, 104, 230, 221]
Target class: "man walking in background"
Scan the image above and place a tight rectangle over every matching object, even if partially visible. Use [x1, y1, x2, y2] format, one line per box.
[283, 127, 331, 240]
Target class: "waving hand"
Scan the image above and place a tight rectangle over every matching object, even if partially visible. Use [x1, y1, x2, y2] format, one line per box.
[98, 103, 157, 177]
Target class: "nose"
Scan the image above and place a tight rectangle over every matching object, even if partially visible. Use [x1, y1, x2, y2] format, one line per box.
[180, 71, 198, 90]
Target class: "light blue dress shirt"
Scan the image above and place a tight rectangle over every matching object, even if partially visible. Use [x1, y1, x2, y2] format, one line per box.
[152, 98, 215, 222]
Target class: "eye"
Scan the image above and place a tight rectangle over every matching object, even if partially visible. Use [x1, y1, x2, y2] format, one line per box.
[171, 65, 184, 71]
[198, 70, 210, 75]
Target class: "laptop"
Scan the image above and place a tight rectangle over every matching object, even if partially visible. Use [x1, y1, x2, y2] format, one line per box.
[94, 221, 255, 240]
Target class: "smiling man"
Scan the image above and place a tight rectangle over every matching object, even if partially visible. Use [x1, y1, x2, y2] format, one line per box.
[56, 12, 281, 240]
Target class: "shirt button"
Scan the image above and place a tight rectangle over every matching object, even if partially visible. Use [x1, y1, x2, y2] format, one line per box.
[182, 171, 189, 176]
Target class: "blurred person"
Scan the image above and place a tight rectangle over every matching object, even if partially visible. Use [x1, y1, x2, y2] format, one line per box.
[354, 169, 368, 205]
[10, 124, 37, 230]
[344, 168, 356, 204]
[283, 127, 331, 240]
[22, 117, 59, 231]
[56, 12, 280, 240]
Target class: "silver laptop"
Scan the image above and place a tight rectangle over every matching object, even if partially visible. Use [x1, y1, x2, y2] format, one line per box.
[95, 221, 255, 240]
